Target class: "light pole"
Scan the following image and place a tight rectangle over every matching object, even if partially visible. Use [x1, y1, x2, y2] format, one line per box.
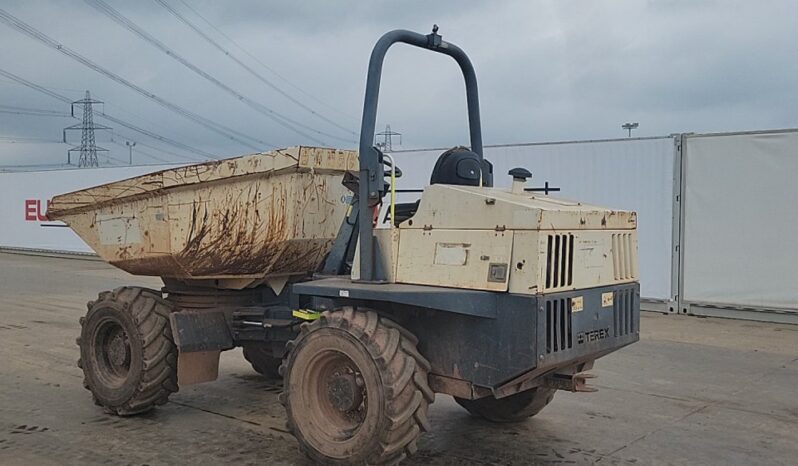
[125, 141, 136, 165]
[622, 122, 639, 138]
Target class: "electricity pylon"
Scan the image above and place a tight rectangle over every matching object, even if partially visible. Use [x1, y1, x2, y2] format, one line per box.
[63, 91, 111, 167]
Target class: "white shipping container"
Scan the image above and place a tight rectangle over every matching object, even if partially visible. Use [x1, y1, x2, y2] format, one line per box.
[390, 137, 678, 303]
[681, 129, 798, 323]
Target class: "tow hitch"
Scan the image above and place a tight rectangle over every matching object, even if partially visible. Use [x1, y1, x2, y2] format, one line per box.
[544, 372, 597, 392]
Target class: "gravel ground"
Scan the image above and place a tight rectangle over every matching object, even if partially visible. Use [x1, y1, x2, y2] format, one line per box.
[1, 251, 796, 465]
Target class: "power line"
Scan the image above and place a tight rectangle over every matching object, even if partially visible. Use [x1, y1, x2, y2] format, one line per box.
[0, 105, 175, 163]
[129, 146, 169, 164]
[0, 67, 215, 161]
[107, 132, 184, 164]
[0, 135, 63, 143]
[0, 7, 270, 150]
[0, 162, 72, 171]
[154, 0, 356, 138]
[0, 77, 85, 94]
[0, 68, 76, 103]
[176, 0, 359, 124]
[108, 137, 169, 164]
[0, 108, 72, 118]
[96, 98, 235, 159]
[0, 104, 177, 164]
[96, 147, 145, 167]
[0, 102, 184, 165]
[85, 0, 350, 146]
[0, 104, 72, 116]
[100, 112, 216, 161]
[0, 68, 212, 161]
[112, 132, 201, 162]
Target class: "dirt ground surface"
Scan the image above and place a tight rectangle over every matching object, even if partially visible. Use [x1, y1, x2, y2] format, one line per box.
[1, 251, 797, 465]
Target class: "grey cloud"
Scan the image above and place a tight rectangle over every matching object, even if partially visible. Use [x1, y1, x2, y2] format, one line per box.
[1, 0, 797, 168]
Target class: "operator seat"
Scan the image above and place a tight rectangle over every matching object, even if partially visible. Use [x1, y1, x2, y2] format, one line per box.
[430, 146, 493, 187]
[390, 146, 493, 226]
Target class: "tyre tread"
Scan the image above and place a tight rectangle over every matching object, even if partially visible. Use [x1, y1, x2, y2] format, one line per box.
[454, 387, 556, 423]
[282, 307, 432, 465]
[79, 286, 177, 416]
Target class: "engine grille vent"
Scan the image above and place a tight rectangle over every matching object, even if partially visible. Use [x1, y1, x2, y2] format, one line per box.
[612, 233, 635, 280]
[614, 288, 636, 337]
[545, 298, 573, 354]
[545, 234, 574, 290]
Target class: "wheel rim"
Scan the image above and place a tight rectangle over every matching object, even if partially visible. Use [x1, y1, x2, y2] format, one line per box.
[92, 317, 132, 388]
[303, 349, 368, 442]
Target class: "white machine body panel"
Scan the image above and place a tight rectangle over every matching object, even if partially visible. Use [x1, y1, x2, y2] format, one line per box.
[356, 184, 638, 295]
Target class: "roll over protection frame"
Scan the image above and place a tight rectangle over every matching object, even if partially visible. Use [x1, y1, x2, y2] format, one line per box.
[357, 25, 484, 281]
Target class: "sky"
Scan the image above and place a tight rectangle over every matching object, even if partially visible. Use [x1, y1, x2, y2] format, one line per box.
[0, 0, 797, 168]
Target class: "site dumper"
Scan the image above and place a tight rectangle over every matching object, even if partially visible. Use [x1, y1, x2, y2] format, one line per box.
[49, 27, 640, 465]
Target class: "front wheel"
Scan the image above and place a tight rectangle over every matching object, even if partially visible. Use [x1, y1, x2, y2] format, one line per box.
[280, 308, 434, 465]
[77, 287, 178, 415]
[454, 387, 555, 423]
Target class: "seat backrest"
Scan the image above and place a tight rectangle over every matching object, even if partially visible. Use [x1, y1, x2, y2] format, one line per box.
[430, 146, 493, 187]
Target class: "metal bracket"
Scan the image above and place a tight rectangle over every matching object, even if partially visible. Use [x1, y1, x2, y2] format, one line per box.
[543, 371, 597, 393]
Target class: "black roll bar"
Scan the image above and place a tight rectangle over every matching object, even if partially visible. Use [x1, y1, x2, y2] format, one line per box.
[357, 26, 483, 282]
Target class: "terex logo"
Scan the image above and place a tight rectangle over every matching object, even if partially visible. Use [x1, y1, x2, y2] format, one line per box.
[576, 327, 610, 344]
[24, 199, 51, 222]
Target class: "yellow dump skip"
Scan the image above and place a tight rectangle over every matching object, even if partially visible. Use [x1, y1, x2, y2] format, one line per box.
[48, 147, 357, 288]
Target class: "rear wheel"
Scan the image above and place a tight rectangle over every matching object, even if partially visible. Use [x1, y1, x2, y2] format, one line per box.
[77, 287, 178, 416]
[242, 343, 282, 379]
[454, 387, 555, 423]
[280, 308, 434, 465]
